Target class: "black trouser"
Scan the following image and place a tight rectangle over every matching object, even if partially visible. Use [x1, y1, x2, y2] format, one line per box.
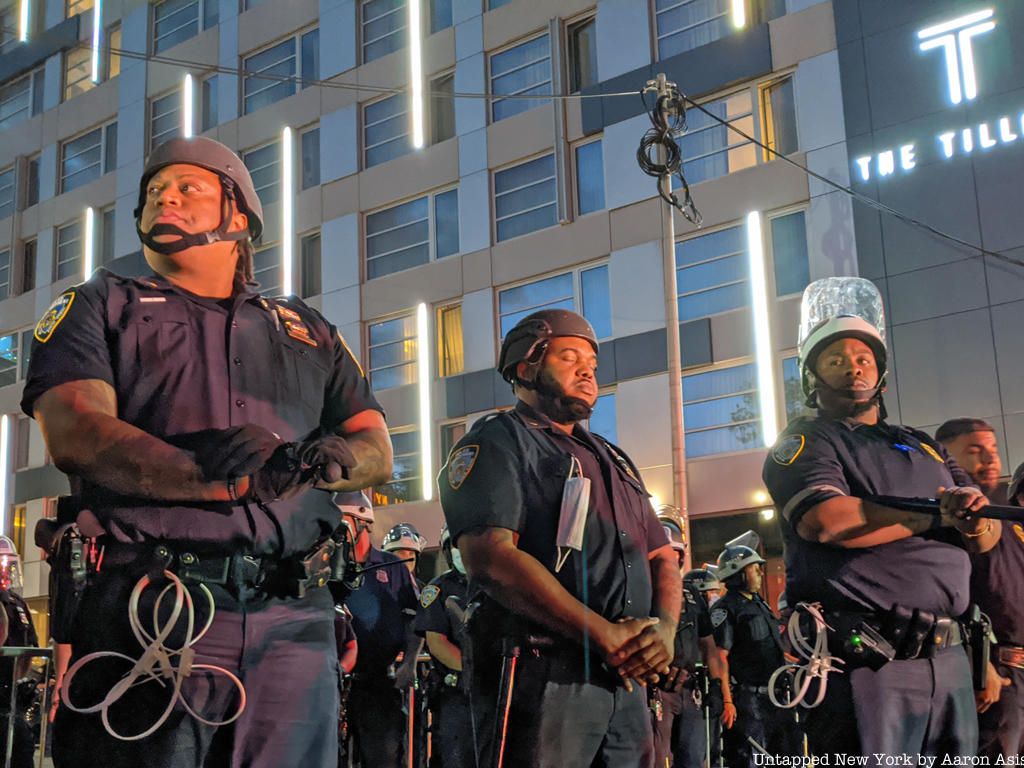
[430, 685, 473, 768]
[803, 646, 977, 757]
[348, 673, 404, 768]
[0, 708, 34, 768]
[721, 685, 801, 768]
[978, 664, 1024, 758]
[53, 566, 339, 768]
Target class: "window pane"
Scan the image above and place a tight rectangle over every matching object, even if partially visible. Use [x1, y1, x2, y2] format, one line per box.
[243, 142, 281, 205]
[150, 91, 182, 152]
[31, 69, 45, 116]
[62, 128, 103, 192]
[203, 0, 219, 28]
[782, 356, 812, 424]
[362, 0, 407, 64]
[244, 39, 296, 114]
[581, 265, 611, 339]
[430, 0, 452, 34]
[440, 422, 466, 464]
[101, 207, 116, 265]
[375, 429, 421, 504]
[253, 243, 281, 295]
[434, 189, 459, 258]
[106, 25, 122, 79]
[431, 73, 455, 144]
[676, 91, 755, 185]
[369, 315, 418, 390]
[0, 168, 14, 219]
[57, 222, 83, 280]
[676, 225, 749, 321]
[300, 232, 321, 298]
[494, 154, 557, 242]
[0, 250, 9, 300]
[490, 34, 551, 121]
[568, 17, 597, 93]
[0, 76, 31, 131]
[301, 29, 319, 86]
[26, 157, 39, 207]
[64, 45, 94, 101]
[364, 94, 411, 168]
[771, 211, 809, 296]
[682, 362, 761, 457]
[366, 196, 430, 278]
[301, 128, 320, 189]
[0, 333, 17, 388]
[682, 363, 756, 402]
[575, 140, 604, 215]
[437, 304, 464, 377]
[104, 122, 117, 173]
[153, 0, 199, 53]
[21, 241, 36, 292]
[498, 272, 573, 336]
[202, 76, 219, 131]
[588, 393, 617, 443]
[19, 330, 33, 381]
[685, 423, 762, 458]
[764, 77, 798, 158]
[656, 0, 730, 59]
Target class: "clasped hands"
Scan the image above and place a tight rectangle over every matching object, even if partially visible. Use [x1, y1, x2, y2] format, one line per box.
[597, 616, 676, 692]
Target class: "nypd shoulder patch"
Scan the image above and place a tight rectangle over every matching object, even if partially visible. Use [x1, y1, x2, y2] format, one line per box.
[420, 584, 440, 608]
[711, 608, 729, 628]
[34, 291, 76, 343]
[447, 445, 480, 490]
[1014, 524, 1024, 545]
[772, 434, 806, 466]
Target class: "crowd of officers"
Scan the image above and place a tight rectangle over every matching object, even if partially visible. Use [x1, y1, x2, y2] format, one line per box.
[9, 135, 1024, 768]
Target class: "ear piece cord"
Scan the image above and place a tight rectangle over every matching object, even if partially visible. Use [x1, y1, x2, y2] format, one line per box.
[60, 570, 247, 741]
[768, 602, 843, 710]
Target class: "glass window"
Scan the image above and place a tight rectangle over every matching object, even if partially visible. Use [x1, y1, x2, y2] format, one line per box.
[301, 127, 320, 189]
[19, 330, 32, 380]
[61, 123, 115, 193]
[0, 249, 9, 300]
[567, 16, 598, 93]
[243, 142, 281, 205]
[26, 156, 39, 207]
[368, 314, 418, 390]
[439, 421, 466, 465]
[429, 0, 452, 34]
[499, 265, 611, 339]
[655, 0, 730, 60]
[762, 77, 797, 159]
[430, 72, 455, 145]
[366, 188, 458, 279]
[150, 90, 181, 152]
[153, 0, 208, 54]
[21, 240, 36, 293]
[363, 0, 407, 64]
[300, 231, 321, 298]
[56, 221, 82, 280]
[374, 429, 422, 505]
[100, 206, 116, 265]
[301, 29, 319, 87]
[494, 154, 556, 242]
[771, 211, 809, 296]
[682, 363, 761, 457]
[488, 0, 512, 8]
[436, 303, 463, 377]
[364, 93, 410, 168]
[32, 68, 45, 116]
[676, 90, 755, 185]
[64, 45, 94, 101]
[0, 4, 19, 55]
[490, 34, 551, 122]
[675, 224, 749, 321]
[244, 37, 297, 114]
[0, 167, 13, 219]
[588, 392, 617, 443]
[66, 0, 93, 17]
[0, 332, 17, 388]
[782, 356, 812, 424]
[575, 140, 604, 216]
[15, 417, 30, 468]
[106, 24, 122, 80]
[0, 75, 31, 131]
[201, 76, 219, 131]
[253, 242, 281, 295]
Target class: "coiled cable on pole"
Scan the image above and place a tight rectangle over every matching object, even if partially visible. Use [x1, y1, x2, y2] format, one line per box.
[637, 84, 703, 226]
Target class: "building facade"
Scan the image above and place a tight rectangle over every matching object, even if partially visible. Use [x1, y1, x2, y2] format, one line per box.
[1, 0, 940, 632]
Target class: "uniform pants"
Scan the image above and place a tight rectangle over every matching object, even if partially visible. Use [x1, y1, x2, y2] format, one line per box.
[472, 651, 654, 768]
[653, 689, 711, 768]
[430, 686, 474, 768]
[0, 709, 35, 768]
[348, 674, 404, 768]
[803, 646, 977, 757]
[721, 686, 801, 768]
[978, 664, 1024, 759]
[53, 568, 339, 768]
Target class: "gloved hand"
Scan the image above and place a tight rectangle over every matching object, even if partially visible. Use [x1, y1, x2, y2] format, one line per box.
[170, 425, 284, 480]
[247, 435, 356, 502]
[296, 434, 357, 484]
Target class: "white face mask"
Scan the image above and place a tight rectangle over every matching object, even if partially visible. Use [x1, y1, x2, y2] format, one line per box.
[451, 548, 466, 575]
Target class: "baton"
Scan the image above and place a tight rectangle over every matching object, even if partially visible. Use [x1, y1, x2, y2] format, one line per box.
[868, 495, 1024, 523]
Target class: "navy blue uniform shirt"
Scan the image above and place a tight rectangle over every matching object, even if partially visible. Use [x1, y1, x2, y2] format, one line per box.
[439, 401, 668, 624]
[971, 522, 1024, 645]
[763, 416, 972, 616]
[673, 584, 713, 671]
[20, 270, 382, 557]
[414, 569, 468, 672]
[712, 590, 784, 686]
[345, 547, 419, 676]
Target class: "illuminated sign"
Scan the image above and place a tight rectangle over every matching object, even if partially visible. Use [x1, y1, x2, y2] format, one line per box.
[853, 8, 1022, 182]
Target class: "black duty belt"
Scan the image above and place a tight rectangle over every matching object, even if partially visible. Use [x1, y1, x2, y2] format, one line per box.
[829, 609, 963, 661]
[997, 645, 1024, 670]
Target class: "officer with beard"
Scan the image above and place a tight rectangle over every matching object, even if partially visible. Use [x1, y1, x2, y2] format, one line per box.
[762, 278, 986, 757]
[439, 309, 681, 768]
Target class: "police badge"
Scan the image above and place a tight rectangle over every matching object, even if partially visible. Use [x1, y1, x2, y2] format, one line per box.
[771, 434, 806, 466]
[420, 585, 440, 608]
[447, 445, 479, 490]
[34, 290, 76, 343]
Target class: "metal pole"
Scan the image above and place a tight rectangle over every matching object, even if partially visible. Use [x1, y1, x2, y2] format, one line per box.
[652, 72, 692, 570]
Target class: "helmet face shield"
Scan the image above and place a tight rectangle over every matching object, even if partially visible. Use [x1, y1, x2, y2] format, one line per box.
[382, 523, 426, 554]
[0, 537, 22, 592]
[798, 277, 886, 354]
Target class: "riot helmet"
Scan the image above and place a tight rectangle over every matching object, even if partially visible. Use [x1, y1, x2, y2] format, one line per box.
[716, 530, 765, 591]
[497, 309, 598, 386]
[382, 523, 426, 555]
[333, 490, 374, 523]
[656, 507, 686, 555]
[0, 537, 23, 593]
[684, 568, 722, 593]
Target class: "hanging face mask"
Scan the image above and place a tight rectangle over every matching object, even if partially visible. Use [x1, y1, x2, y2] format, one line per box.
[451, 548, 466, 575]
[555, 457, 591, 573]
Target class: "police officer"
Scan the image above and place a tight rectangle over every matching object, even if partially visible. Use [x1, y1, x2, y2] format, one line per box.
[762, 277, 986, 757]
[337, 492, 420, 768]
[22, 137, 393, 768]
[440, 309, 681, 768]
[712, 534, 800, 767]
[939, 421, 1021, 759]
[0, 537, 38, 768]
[684, 567, 725, 768]
[414, 526, 473, 768]
[651, 514, 726, 768]
[383, 523, 428, 580]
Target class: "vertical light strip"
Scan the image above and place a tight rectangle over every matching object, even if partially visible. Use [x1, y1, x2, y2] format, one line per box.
[0, 415, 8, 534]
[408, 0, 425, 148]
[746, 211, 778, 446]
[281, 127, 294, 295]
[183, 74, 194, 138]
[18, 0, 29, 41]
[731, 0, 746, 29]
[417, 302, 433, 501]
[90, 0, 102, 82]
[84, 206, 95, 278]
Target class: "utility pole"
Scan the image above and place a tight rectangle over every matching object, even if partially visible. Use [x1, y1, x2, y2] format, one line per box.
[646, 73, 692, 571]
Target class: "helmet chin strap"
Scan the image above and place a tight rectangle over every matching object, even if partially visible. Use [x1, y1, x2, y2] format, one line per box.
[810, 376, 888, 419]
[137, 180, 249, 256]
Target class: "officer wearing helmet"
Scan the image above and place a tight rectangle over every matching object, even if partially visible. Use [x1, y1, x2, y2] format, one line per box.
[22, 137, 393, 768]
[439, 309, 681, 767]
[0, 537, 37, 768]
[383, 522, 427, 580]
[711, 533, 800, 767]
[650, 513, 727, 768]
[762, 277, 986, 756]
[413, 525, 472, 768]
[684, 567, 721, 604]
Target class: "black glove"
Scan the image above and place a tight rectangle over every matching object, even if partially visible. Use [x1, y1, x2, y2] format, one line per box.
[170, 425, 284, 480]
[296, 434, 357, 484]
[248, 443, 310, 503]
